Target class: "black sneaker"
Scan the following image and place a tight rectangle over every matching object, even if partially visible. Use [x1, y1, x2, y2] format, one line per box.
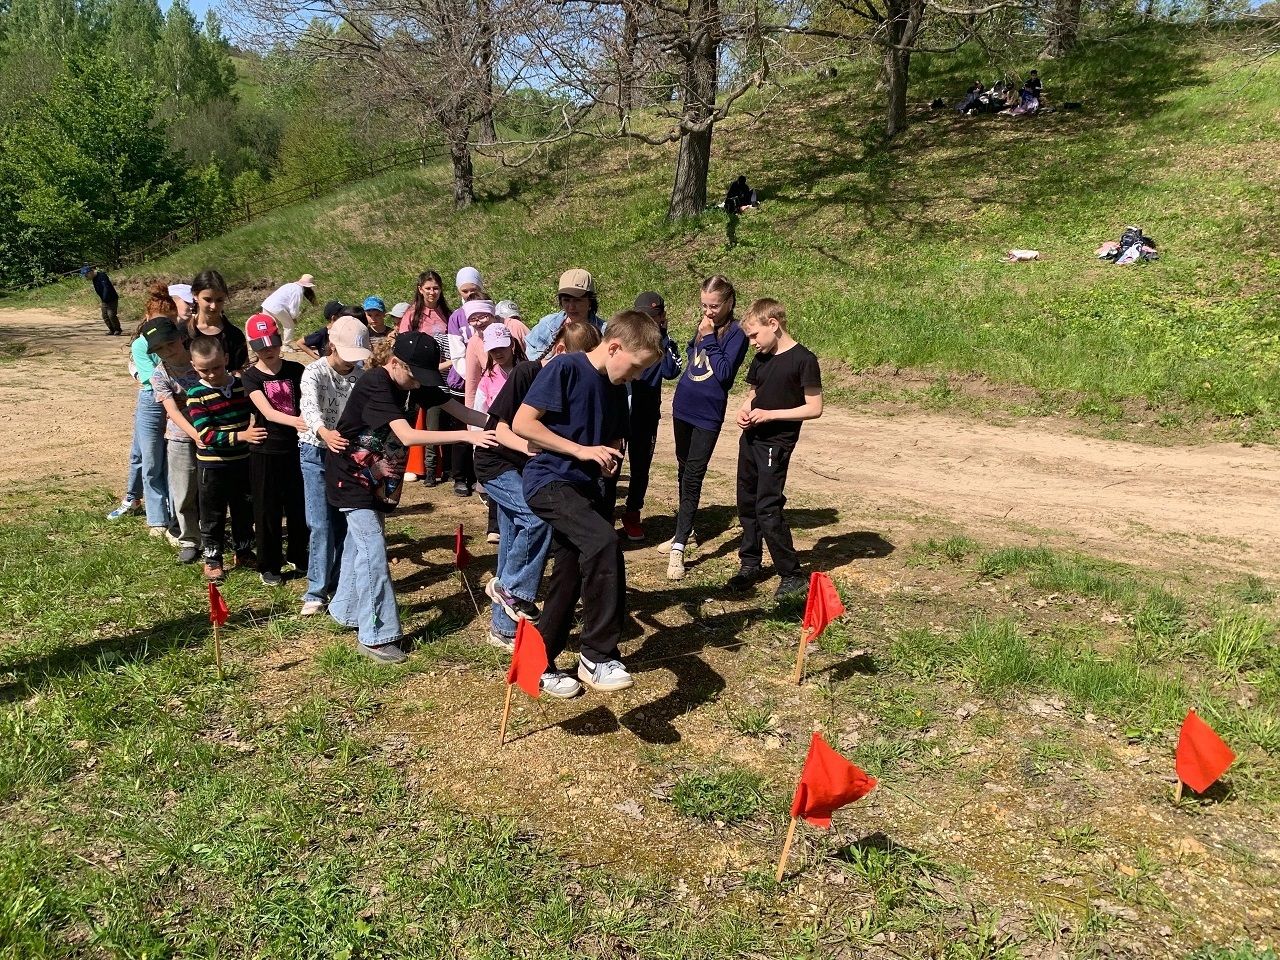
[727, 567, 764, 591]
[453, 481, 472, 497]
[424, 473, 440, 487]
[356, 640, 408, 665]
[260, 571, 284, 587]
[775, 575, 809, 599]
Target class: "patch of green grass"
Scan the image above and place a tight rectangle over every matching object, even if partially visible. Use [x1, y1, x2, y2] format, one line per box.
[889, 627, 952, 681]
[977, 546, 1057, 579]
[1231, 575, 1275, 606]
[907, 535, 982, 568]
[1199, 612, 1274, 671]
[1028, 556, 1140, 606]
[670, 767, 770, 823]
[723, 701, 776, 738]
[1188, 944, 1280, 960]
[958, 618, 1043, 693]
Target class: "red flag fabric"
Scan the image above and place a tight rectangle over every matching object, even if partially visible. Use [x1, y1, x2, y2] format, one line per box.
[506, 619, 549, 698]
[454, 523, 473, 570]
[790, 732, 876, 828]
[1175, 709, 1235, 793]
[207, 582, 229, 627]
[801, 572, 845, 645]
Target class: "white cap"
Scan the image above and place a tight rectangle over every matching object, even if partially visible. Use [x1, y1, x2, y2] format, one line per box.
[389, 302, 411, 319]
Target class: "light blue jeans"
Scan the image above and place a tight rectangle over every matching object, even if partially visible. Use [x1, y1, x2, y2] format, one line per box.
[328, 508, 400, 647]
[482, 470, 553, 639]
[299, 444, 347, 604]
[133, 388, 170, 526]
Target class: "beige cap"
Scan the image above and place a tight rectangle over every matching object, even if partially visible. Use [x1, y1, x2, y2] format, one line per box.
[297, 273, 315, 288]
[330, 315, 372, 362]
[557, 268, 594, 297]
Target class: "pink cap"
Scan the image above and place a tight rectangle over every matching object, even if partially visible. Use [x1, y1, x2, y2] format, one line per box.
[482, 323, 512, 351]
[462, 300, 496, 322]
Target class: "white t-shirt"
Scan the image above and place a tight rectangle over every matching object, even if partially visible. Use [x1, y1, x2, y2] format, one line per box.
[262, 282, 305, 320]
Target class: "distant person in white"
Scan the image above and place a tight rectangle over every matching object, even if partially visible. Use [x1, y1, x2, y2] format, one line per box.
[261, 274, 317, 350]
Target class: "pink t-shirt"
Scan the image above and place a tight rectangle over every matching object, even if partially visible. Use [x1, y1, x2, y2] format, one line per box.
[397, 303, 448, 335]
[474, 364, 511, 417]
[464, 318, 529, 409]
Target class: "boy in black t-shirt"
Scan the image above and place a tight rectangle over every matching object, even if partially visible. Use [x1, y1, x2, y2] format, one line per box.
[513, 310, 661, 693]
[242, 314, 309, 586]
[325, 332, 497, 664]
[729, 298, 823, 599]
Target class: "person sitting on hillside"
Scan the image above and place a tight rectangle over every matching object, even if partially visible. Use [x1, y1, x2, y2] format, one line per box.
[1024, 70, 1042, 97]
[724, 176, 759, 214]
[956, 80, 985, 114]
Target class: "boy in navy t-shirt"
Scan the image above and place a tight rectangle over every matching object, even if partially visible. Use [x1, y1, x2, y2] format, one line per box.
[513, 310, 662, 692]
[730, 298, 823, 599]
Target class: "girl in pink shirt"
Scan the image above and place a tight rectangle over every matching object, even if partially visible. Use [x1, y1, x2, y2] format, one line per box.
[402, 269, 453, 483]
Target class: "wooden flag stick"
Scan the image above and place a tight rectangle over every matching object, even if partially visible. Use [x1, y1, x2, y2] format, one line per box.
[213, 622, 224, 680]
[1173, 778, 1184, 803]
[498, 682, 515, 746]
[459, 571, 484, 619]
[775, 815, 799, 884]
[791, 628, 810, 685]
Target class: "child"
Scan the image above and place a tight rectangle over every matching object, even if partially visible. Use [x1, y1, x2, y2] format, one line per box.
[730, 298, 823, 599]
[82, 265, 122, 335]
[126, 283, 181, 537]
[465, 300, 529, 413]
[400, 269, 452, 485]
[326, 332, 498, 663]
[618, 291, 682, 541]
[444, 267, 487, 496]
[662, 275, 749, 581]
[261, 273, 317, 350]
[297, 316, 369, 616]
[474, 321, 525, 543]
[363, 297, 393, 341]
[513, 309, 661, 692]
[190, 269, 249, 371]
[297, 300, 347, 361]
[186, 336, 267, 582]
[148, 318, 205, 564]
[478, 322, 601, 692]
[242, 314, 309, 586]
[524, 269, 604, 361]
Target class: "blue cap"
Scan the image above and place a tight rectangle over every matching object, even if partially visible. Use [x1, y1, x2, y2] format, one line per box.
[362, 296, 386, 312]
[80, 265, 92, 277]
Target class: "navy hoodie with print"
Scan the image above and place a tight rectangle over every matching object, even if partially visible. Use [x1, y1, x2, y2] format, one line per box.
[670, 320, 748, 432]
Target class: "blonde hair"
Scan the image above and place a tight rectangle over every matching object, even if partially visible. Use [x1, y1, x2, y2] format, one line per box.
[369, 336, 396, 369]
[603, 310, 662, 355]
[744, 297, 787, 330]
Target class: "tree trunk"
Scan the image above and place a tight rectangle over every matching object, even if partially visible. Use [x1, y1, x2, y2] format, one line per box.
[667, 0, 720, 220]
[620, 0, 639, 113]
[1043, 0, 1082, 57]
[882, 0, 924, 139]
[448, 131, 474, 208]
[477, 0, 498, 144]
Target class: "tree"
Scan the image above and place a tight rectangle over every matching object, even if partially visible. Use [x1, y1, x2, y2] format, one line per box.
[0, 55, 187, 277]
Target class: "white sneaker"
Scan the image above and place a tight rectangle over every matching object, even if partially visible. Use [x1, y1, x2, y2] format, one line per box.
[540, 671, 583, 699]
[300, 600, 326, 616]
[163, 529, 182, 548]
[404, 472, 419, 482]
[656, 531, 697, 554]
[666, 548, 686, 581]
[486, 531, 500, 544]
[148, 525, 168, 538]
[487, 629, 515, 653]
[578, 656, 634, 692]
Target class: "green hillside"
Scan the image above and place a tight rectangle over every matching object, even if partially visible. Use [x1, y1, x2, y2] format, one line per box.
[24, 26, 1280, 437]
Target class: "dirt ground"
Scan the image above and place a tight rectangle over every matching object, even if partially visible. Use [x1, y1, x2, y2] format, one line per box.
[4, 305, 1279, 955]
[3, 306, 1278, 578]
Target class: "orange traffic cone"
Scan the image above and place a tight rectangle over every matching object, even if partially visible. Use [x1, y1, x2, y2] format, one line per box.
[406, 408, 426, 478]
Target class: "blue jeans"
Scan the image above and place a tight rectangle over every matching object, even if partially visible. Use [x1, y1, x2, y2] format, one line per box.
[133, 388, 169, 526]
[482, 470, 553, 639]
[124, 419, 143, 505]
[328, 508, 400, 647]
[299, 444, 346, 603]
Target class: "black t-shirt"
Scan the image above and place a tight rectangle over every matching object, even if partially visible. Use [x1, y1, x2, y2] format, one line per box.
[744, 343, 822, 447]
[326, 367, 448, 512]
[193, 317, 249, 372]
[241, 360, 305, 455]
[474, 360, 542, 484]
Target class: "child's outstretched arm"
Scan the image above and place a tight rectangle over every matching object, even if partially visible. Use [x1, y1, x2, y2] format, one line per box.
[439, 397, 490, 429]
[389, 416, 498, 449]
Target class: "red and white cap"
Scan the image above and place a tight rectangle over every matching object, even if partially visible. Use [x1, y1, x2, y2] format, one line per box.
[246, 313, 283, 350]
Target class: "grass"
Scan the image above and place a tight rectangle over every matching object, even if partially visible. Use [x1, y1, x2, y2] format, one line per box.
[9, 26, 1278, 438]
[669, 767, 770, 823]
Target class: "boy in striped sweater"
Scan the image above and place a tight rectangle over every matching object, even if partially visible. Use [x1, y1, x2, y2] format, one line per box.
[186, 335, 267, 582]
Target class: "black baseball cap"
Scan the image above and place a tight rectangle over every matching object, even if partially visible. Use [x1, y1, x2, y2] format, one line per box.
[142, 317, 183, 351]
[393, 332, 444, 388]
[633, 291, 665, 318]
[323, 299, 346, 321]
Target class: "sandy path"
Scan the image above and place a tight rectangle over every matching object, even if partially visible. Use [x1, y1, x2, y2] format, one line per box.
[2, 306, 1276, 576]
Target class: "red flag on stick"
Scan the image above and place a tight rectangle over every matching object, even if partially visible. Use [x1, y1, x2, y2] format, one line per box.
[777, 732, 876, 882]
[1175, 709, 1235, 795]
[208, 582, 229, 626]
[790, 731, 877, 827]
[499, 620, 549, 745]
[454, 523, 473, 570]
[801, 572, 845, 645]
[507, 619, 549, 699]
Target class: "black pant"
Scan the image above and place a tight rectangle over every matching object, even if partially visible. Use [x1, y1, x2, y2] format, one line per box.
[101, 297, 121, 334]
[736, 435, 799, 577]
[442, 396, 474, 486]
[624, 413, 659, 515]
[527, 481, 627, 668]
[672, 418, 721, 546]
[250, 450, 309, 574]
[198, 461, 254, 563]
[424, 403, 445, 479]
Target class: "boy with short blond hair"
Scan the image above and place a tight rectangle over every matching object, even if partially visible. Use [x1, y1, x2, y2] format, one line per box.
[513, 309, 661, 693]
[730, 298, 823, 599]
